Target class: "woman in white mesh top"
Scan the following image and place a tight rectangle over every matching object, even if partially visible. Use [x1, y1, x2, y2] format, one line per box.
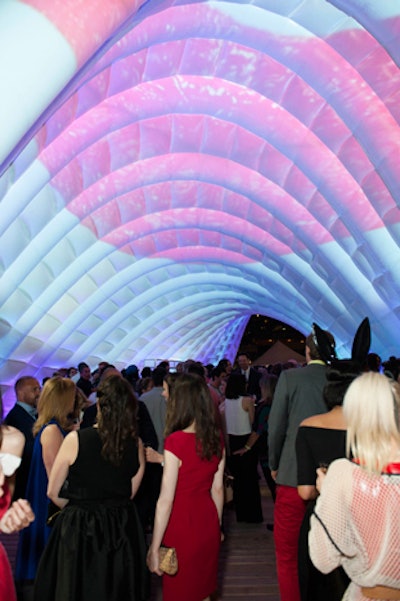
[309, 372, 400, 601]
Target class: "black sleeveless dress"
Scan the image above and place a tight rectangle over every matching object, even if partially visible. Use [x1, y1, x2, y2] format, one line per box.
[34, 428, 149, 601]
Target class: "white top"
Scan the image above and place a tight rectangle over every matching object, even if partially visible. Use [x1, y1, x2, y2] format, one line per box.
[0, 453, 22, 476]
[222, 397, 251, 436]
[309, 458, 400, 601]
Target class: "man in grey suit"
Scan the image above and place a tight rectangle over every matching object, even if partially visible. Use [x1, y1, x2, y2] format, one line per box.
[268, 328, 335, 601]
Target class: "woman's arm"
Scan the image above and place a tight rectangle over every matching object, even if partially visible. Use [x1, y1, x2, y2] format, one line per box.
[218, 403, 230, 455]
[297, 484, 318, 501]
[145, 446, 164, 465]
[40, 424, 66, 478]
[210, 450, 226, 526]
[1, 426, 25, 498]
[130, 438, 145, 499]
[242, 396, 255, 425]
[233, 431, 260, 456]
[0, 498, 35, 534]
[47, 431, 78, 509]
[296, 425, 319, 501]
[309, 462, 349, 574]
[147, 449, 180, 575]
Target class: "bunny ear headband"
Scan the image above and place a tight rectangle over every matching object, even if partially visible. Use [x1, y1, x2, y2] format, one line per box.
[350, 317, 371, 366]
[312, 322, 337, 365]
[312, 317, 371, 368]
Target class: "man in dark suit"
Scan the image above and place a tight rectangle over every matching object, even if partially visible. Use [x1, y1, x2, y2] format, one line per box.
[268, 328, 335, 601]
[76, 361, 95, 398]
[237, 352, 261, 400]
[4, 376, 41, 500]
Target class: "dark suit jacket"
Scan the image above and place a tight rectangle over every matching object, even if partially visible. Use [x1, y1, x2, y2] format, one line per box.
[246, 367, 262, 400]
[4, 404, 36, 500]
[234, 367, 262, 400]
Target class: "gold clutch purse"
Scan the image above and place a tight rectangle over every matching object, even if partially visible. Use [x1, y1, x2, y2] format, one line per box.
[159, 546, 178, 575]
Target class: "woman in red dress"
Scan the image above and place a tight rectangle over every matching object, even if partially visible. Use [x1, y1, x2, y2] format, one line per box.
[147, 373, 225, 601]
[0, 393, 35, 601]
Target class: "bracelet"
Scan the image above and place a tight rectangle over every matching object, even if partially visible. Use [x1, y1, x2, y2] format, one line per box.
[244, 444, 251, 451]
[161, 460, 164, 467]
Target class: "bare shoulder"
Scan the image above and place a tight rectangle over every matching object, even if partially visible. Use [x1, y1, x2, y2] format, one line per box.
[1, 426, 25, 455]
[300, 414, 325, 427]
[40, 422, 64, 443]
[242, 395, 255, 408]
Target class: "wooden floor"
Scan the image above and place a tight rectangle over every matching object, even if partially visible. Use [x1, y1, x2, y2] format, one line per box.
[1, 484, 279, 601]
[149, 484, 279, 600]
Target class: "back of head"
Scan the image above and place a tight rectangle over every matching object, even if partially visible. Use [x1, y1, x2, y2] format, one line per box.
[211, 365, 225, 380]
[225, 372, 246, 399]
[34, 376, 76, 435]
[259, 373, 278, 403]
[15, 375, 37, 399]
[186, 361, 205, 378]
[365, 352, 381, 372]
[97, 375, 138, 465]
[165, 373, 221, 460]
[152, 367, 167, 387]
[344, 372, 400, 474]
[217, 358, 232, 373]
[323, 361, 362, 410]
[323, 317, 371, 409]
[306, 327, 336, 361]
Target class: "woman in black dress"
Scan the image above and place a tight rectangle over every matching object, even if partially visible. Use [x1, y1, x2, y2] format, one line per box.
[34, 375, 149, 601]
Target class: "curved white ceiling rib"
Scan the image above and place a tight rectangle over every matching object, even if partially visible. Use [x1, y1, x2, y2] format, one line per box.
[0, 0, 400, 407]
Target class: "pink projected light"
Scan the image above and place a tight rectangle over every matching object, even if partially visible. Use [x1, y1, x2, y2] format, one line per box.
[0, 0, 400, 409]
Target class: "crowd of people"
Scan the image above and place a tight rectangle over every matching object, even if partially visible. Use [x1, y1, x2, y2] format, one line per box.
[0, 332, 399, 601]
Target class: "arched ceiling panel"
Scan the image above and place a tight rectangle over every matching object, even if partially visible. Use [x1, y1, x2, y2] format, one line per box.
[1, 0, 400, 407]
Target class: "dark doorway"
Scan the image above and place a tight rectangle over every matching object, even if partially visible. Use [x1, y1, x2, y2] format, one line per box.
[238, 315, 305, 361]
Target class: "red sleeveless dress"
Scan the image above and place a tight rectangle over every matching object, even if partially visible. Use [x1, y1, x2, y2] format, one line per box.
[0, 482, 17, 601]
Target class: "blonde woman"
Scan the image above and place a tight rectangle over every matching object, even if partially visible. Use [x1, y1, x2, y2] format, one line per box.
[309, 372, 400, 601]
[15, 376, 76, 585]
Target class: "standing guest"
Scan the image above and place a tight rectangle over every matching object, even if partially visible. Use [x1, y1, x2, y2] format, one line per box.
[4, 377, 41, 500]
[220, 372, 263, 523]
[139, 373, 179, 530]
[0, 388, 35, 601]
[147, 373, 225, 601]
[76, 362, 94, 398]
[296, 370, 349, 601]
[234, 373, 278, 502]
[217, 358, 233, 377]
[34, 375, 148, 601]
[309, 372, 400, 601]
[15, 377, 76, 588]
[140, 368, 167, 454]
[208, 366, 226, 410]
[144, 372, 180, 467]
[236, 352, 262, 400]
[296, 318, 370, 601]
[137, 377, 153, 397]
[268, 325, 335, 601]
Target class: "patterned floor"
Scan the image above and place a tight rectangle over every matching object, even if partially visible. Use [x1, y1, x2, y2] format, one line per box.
[149, 484, 279, 600]
[1, 484, 279, 600]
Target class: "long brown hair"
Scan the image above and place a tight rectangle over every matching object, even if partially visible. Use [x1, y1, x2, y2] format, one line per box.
[96, 375, 138, 466]
[33, 377, 76, 435]
[165, 373, 222, 461]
